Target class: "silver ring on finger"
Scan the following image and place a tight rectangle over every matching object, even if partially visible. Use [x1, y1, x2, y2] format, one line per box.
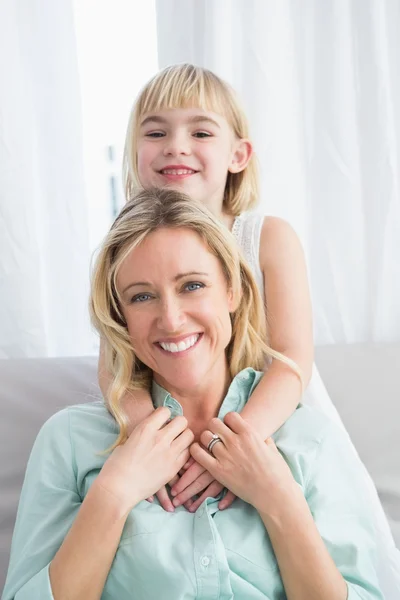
[207, 433, 223, 456]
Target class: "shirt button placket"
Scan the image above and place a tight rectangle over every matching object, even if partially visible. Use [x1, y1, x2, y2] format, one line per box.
[194, 502, 219, 599]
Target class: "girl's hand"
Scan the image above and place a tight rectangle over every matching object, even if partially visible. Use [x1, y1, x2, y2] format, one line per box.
[190, 412, 296, 514]
[147, 474, 183, 512]
[96, 407, 194, 515]
[169, 458, 236, 512]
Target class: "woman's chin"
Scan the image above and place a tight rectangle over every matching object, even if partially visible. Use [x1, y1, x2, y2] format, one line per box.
[156, 369, 207, 394]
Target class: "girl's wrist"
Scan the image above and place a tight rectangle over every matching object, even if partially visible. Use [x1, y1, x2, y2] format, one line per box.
[254, 479, 305, 523]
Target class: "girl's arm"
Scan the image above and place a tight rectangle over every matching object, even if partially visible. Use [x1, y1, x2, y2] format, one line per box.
[170, 218, 314, 509]
[98, 337, 155, 430]
[240, 216, 314, 436]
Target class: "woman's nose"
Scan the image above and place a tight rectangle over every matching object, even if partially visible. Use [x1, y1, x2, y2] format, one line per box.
[162, 132, 191, 157]
[157, 298, 186, 332]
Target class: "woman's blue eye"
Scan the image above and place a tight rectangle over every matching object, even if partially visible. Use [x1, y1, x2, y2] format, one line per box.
[131, 293, 151, 303]
[185, 282, 204, 292]
[146, 132, 165, 138]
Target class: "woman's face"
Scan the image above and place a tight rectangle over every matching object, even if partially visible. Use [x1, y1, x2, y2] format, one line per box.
[117, 227, 236, 393]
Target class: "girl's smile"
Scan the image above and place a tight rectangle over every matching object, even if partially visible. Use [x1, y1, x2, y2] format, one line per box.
[136, 107, 247, 212]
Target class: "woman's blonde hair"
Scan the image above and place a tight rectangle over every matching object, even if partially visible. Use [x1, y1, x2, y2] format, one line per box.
[90, 188, 302, 451]
[123, 63, 259, 216]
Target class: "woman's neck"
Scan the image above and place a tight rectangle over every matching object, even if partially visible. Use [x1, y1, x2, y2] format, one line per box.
[154, 364, 231, 439]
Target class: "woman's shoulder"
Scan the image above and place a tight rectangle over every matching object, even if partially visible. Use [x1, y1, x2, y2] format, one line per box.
[276, 404, 335, 443]
[36, 401, 116, 446]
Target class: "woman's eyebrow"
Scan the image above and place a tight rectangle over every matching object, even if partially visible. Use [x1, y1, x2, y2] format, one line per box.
[121, 272, 208, 295]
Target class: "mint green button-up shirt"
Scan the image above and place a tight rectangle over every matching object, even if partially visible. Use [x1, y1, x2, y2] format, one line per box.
[3, 369, 383, 599]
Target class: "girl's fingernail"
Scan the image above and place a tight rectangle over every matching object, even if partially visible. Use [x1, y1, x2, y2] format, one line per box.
[173, 498, 180, 507]
[167, 506, 175, 512]
[170, 489, 177, 496]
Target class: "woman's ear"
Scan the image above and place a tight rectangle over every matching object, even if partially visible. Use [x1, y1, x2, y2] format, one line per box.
[228, 139, 253, 174]
[227, 286, 241, 313]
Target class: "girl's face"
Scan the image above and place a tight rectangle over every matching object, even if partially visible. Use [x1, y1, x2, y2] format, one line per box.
[136, 107, 249, 212]
[117, 227, 236, 396]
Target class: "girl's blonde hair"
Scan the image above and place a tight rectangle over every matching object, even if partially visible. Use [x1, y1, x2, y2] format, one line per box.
[90, 188, 302, 451]
[123, 63, 259, 216]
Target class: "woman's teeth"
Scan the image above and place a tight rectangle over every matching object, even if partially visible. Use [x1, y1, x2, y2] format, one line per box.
[159, 334, 199, 353]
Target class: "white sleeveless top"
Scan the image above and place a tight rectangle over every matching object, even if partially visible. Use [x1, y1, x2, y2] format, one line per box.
[231, 212, 264, 294]
[231, 210, 400, 597]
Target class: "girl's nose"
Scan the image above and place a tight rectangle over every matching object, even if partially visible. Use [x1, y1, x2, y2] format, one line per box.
[162, 133, 191, 157]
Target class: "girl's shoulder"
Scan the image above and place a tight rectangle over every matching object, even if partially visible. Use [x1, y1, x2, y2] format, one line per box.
[258, 215, 306, 270]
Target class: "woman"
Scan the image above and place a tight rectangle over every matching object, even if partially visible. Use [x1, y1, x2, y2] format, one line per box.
[3, 189, 383, 599]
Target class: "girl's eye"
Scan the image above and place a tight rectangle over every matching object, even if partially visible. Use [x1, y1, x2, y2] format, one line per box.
[193, 131, 212, 138]
[131, 293, 152, 303]
[184, 282, 204, 292]
[146, 132, 165, 138]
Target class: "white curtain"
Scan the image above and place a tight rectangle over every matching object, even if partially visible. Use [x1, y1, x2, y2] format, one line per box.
[156, 0, 400, 345]
[0, 0, 94, 357]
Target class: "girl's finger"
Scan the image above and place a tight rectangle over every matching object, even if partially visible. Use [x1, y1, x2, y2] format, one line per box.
[218, 490, 237, 510]
[188, 481, 225, 513]
[146, 495, 154, 503]
[168, 474, 180, 487]
[172, 471, 214, 507]
[156, 485, 175, 513]
[171, 461, 206, 496]
[183, 456, 195, 470]
[183, 497, 194, 510]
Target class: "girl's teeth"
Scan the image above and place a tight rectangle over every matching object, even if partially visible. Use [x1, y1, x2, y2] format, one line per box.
[161, 169, 195, 175]
[160, 335, 199, 353]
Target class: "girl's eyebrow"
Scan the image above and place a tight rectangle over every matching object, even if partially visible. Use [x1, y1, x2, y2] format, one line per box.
[140, 115, 221, 129]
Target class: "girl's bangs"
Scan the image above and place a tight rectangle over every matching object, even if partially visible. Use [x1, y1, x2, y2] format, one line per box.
[138, 71, 232, 122]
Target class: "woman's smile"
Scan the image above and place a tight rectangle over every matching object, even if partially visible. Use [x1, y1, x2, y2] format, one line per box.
[156, 332, 203, 356]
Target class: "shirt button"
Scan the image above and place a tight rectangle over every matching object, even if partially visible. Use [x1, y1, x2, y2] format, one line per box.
[201, 556, 210, 567]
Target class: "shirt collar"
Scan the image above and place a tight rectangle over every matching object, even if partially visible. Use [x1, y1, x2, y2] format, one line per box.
[151, 367, 263, 418]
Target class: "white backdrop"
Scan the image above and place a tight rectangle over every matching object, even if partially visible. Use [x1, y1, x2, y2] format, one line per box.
[156, 0, 400, 345]
[0, 0, 93, 357]
[1, 1, 399, 357]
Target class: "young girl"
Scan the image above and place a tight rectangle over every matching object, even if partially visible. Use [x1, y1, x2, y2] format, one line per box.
[98, 65, 399, 583]
[98, 63, 312, 513]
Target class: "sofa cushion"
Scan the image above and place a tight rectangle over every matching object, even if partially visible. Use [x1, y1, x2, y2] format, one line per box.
[0, 356, 100, 591]
[0, 345, 399, 591]
[315, 342, 400, 547]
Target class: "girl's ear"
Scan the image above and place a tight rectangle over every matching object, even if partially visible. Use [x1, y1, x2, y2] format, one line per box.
[228, 139, 253, 173]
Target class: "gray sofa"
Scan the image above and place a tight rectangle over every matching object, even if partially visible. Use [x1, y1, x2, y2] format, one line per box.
[1, 344, 400, 593]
